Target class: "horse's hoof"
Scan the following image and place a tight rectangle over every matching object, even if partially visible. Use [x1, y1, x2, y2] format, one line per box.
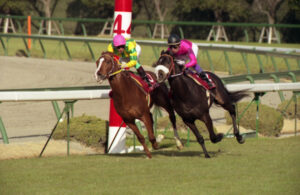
[175, 137, 184, 150]
[211, 133, 224, 143]
[176, 144, 184, 150]
[152, 142, 159, 150]
[156, 134, 165, 143]
[204, 154, 211, 158]
[237, 135, 245, 144]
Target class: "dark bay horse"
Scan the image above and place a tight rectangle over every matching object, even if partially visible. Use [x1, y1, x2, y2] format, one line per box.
[94, 51, 183, 158]
[154, 50, 248, 158]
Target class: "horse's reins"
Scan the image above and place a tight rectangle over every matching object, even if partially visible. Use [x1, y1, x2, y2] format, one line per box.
[160, 54, 183, 79]
[100, 54, 123, 79]
[160, 53, 213, 105]
[101, 53, 150, 102]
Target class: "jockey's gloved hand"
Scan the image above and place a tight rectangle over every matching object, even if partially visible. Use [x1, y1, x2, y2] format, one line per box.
[175, 59, 185, 65]
[121, 62, 128, 69]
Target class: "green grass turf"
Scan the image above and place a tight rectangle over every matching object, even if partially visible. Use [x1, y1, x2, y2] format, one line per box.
[0, 136, 299, 194]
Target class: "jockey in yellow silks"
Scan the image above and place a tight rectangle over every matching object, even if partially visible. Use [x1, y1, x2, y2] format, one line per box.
[108, 34, 153, 89]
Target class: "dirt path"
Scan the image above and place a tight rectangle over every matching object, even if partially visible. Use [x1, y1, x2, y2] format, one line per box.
[0, 56, 298, 160]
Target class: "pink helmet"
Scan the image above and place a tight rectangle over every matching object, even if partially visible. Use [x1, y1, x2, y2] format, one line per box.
[113, 34, 126, 47]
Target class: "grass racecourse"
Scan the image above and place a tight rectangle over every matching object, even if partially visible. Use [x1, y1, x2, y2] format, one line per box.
[0, 136, 299, 194]
[1, 37, 300, 194]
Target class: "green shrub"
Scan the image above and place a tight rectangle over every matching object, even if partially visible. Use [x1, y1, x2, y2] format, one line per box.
[225, 102, 284, 136]
[277, 96, 300, 120]
[53, 114, 107, 148]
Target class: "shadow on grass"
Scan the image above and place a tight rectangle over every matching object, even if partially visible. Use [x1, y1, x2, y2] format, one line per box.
[89, 148, 223, 159]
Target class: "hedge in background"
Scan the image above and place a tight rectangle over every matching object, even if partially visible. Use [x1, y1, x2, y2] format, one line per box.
[225, 102, 284, 136]
[53, 114, 107, 148]
[277, 96, 300, 120]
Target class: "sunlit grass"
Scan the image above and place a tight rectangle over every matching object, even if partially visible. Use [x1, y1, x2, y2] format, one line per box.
[0, 136, 299, 194]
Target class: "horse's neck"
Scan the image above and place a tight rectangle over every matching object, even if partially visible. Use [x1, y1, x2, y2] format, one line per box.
[109, 72, 133, 96]
[109, 72, 124, 89]
[169, 75, 195, 98]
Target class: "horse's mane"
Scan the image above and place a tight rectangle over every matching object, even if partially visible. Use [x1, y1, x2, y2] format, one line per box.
[101, 51, 114, 57]
[161, 49, 173, 56]
[152, 50, 175, 68]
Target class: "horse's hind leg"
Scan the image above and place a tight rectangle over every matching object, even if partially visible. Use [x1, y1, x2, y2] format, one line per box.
[183, 119, 210, 158]
[126, 122, 152, 158]
[214, 92, 245, 144]
[200, 113, 224, 143]
[225, 104, 245, 144]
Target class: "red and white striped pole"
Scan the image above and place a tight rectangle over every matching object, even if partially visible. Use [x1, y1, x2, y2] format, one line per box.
[113, 0, 132, 38]
[107, 0, 132, 153]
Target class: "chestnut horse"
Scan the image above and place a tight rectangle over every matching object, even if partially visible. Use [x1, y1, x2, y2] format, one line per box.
[95, 52, 183, 158]
[154, 50, 248, 158]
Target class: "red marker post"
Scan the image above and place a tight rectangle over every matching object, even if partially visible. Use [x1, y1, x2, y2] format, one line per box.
[113, 0, 132, 38]
[107, 0, 132, 153]
[27, 16, 31, 50]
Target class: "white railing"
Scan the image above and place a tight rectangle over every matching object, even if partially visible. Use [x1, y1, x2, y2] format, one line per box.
[0, 83, 299, 102]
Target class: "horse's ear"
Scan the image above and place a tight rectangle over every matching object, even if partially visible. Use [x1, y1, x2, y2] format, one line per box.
[160, 50, 165, 55]
[152, 62, 157, 67]
[167, 50, 173, 56]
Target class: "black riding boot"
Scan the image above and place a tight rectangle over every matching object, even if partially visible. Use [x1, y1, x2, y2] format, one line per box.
[199, 72, 215, 89]
[137, 66, 153, 88]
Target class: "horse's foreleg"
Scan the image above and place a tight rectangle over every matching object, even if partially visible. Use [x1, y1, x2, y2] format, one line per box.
[126, 122, 152, 158]
[142, 113, 159, 150]
[183, 119, 210, 158]
[153, 89, 184, 150]
[201, 113, 223, 143]
[166, 108, 184, 150]
[227, 104, 245, 144]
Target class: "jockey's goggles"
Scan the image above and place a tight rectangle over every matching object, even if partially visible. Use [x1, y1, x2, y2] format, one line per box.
[116, 45, 125, 49]
[170, 44, 180, 49]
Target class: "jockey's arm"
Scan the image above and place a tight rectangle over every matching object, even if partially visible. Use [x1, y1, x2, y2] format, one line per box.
[125, 42, 138, 68]
[107, 43, 114, 53]
[185, 48, 197, 68]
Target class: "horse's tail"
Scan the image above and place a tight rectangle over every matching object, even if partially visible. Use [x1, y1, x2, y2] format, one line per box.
[207, 71, 249, 104]
[227, 89, 249, 103]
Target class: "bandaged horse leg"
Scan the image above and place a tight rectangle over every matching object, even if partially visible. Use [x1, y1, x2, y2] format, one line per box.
[165, 104, 183, 150]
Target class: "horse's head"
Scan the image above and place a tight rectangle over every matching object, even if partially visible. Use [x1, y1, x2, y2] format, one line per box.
[94, 52, 120, 83]
[154, 50, 176, 83]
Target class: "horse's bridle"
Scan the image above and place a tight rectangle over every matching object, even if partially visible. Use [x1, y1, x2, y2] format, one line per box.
[159, 54, 183, 79]
[99, 53, 122, 79]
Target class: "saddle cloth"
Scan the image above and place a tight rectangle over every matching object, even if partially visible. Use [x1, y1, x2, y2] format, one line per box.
[129, 72, 158, 93]
[186, 72, 215, 90]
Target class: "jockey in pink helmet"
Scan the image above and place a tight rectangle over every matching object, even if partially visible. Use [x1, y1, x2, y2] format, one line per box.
[108, 34, 153, 89]
[167, 34, 215, 89]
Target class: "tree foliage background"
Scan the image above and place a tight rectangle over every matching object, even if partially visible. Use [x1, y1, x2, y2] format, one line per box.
[0, 0, 299, 42]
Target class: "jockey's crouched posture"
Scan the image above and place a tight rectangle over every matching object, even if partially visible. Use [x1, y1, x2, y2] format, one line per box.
[167, 34, 215, 89]
[108, 34, 153, 90]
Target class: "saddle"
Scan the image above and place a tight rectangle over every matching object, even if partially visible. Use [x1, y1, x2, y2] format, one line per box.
[186, 71, 216, 90]
[129, 72, 158, 94]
